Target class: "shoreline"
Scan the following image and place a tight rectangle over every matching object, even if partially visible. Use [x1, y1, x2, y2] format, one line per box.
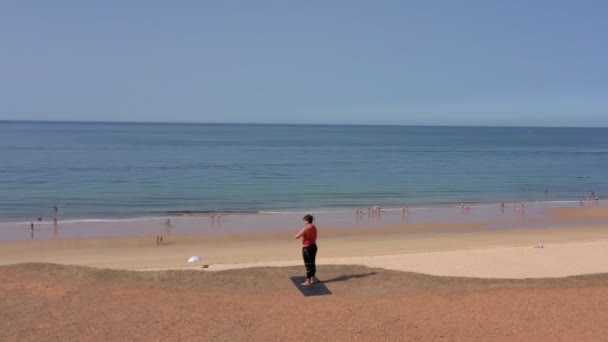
[2, 200, 606, 241]
[1, 198, 601, 224]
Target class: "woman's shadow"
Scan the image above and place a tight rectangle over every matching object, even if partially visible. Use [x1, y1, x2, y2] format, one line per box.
[321, 272, 377, 284]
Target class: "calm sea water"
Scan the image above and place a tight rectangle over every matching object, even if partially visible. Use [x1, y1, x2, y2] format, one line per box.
[1, 121, 606, 221]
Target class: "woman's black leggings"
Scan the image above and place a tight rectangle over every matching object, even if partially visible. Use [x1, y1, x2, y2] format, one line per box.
[302, 243, 318, 279]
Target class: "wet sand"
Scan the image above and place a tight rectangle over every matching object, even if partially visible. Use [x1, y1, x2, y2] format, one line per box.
[3, 200, 605, 241]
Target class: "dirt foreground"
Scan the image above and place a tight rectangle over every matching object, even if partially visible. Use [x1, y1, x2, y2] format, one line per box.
[2, 263, 608, 342]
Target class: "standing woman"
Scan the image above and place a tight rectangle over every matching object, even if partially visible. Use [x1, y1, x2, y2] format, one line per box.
[295, 214, 318, 286]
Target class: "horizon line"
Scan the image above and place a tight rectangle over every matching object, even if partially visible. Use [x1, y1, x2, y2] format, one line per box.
[0, 119, 607, 129]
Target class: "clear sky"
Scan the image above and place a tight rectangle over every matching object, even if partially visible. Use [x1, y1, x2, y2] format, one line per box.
[1, 1, 607, 126]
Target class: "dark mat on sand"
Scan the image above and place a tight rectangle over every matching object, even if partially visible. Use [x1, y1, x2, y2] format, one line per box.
[290, 277, 332, 297]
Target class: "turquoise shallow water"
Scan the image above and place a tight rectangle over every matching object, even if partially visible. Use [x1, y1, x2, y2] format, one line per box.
[1, 121, 607, 221]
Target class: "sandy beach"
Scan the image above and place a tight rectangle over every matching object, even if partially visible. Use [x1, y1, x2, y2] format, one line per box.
[2, 206, 608, 277]
[2, 223, 608, 278]
[2, 206, 608, 341]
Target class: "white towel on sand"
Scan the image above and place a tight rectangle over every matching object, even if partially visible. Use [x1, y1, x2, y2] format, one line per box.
[187, 256, 202, 262]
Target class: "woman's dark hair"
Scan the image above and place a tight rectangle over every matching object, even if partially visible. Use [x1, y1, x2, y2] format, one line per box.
[303, 214, 314, 224]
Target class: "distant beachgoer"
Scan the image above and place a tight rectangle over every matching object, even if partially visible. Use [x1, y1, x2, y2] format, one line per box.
[544, 189, 548, 196]
[372, 205, 380, 218]
[53, 206, 58, 213]
[30, 222, 34, 230]
[295, 214, 318, 286]
[156, 235, 160, 244]
[160, 235, 163, 244]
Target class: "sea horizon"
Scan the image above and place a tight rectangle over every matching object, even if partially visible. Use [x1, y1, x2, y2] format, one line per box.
[2, 119, 608, 129]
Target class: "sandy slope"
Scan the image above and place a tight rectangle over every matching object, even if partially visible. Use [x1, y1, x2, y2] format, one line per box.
[2, 263, 608, 342]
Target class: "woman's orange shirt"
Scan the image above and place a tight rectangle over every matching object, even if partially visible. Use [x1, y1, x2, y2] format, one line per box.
[302, 224, 317, 247]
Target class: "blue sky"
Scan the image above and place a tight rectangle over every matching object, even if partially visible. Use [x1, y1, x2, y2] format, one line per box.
[1, 1, 607, 126]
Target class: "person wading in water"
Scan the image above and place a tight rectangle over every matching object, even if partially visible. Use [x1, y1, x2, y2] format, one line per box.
[295, 214, 318, 286]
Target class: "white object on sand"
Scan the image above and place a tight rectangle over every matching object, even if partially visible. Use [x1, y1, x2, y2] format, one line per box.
[187, 256, 202, 263]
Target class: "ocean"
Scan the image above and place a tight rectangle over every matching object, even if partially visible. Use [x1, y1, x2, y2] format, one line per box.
[1, 121, 607, 222]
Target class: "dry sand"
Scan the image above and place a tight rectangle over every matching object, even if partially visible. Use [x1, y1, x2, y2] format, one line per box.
[1, 212, 608, 278]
